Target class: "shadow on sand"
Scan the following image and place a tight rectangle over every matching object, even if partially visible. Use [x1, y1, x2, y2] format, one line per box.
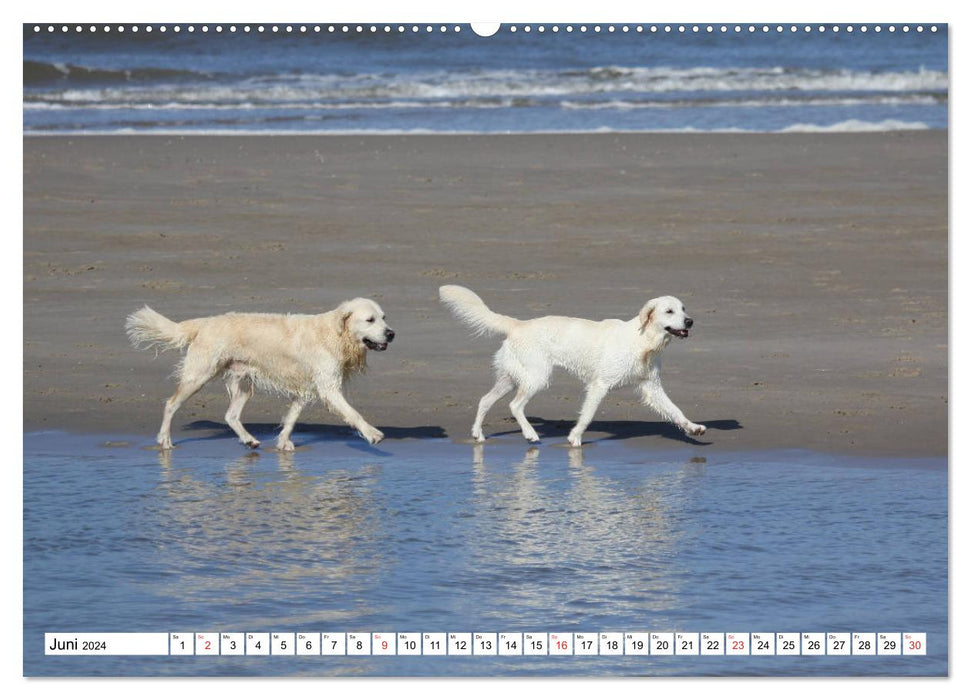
[485, 417, 742, 446]
[178, 420, 448, 446]
[175, 418, 739, 448]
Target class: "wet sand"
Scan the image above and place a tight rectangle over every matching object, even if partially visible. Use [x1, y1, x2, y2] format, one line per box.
[23, 132, 947, 457]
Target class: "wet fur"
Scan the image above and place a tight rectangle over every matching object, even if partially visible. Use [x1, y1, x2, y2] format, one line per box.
[440, 285, 705, 447]
[338, 325, 367, 379]
[126, 298, 392, 451]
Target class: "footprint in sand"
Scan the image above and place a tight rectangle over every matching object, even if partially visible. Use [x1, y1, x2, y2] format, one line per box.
[889, 354, 923, 378]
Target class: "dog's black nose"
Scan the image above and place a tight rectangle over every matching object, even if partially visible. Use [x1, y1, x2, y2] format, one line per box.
[385, 329, 395, 342]
[685, 317, 694, 329]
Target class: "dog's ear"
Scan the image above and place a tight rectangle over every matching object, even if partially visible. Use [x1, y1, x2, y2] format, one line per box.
[337, 303, 354, 333]
[639, 300, 657, 331]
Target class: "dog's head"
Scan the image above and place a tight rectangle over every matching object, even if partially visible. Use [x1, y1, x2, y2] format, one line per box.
[339, 298, 395, 351]
[639, 295, 694, 339]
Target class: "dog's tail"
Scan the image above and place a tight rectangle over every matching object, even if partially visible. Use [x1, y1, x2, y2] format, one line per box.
[439, 285, 518, 337]
[125, 306, 196, 352]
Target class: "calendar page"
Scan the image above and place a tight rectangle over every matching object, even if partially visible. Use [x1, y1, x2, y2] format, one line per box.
[22, 13, 948, 679]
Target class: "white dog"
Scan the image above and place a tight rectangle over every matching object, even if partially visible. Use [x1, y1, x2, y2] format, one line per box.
[125, 299, 394, 450]
[439, 285, 705, 446]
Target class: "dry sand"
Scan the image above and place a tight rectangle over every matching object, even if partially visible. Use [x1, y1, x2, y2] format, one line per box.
[23, 132, 947, 457]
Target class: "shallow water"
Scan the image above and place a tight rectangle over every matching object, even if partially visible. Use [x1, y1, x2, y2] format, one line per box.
[23, 431, 946, 676]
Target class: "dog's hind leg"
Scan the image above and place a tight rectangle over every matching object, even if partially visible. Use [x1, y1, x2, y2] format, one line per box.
[224, 369, 260, 448]
[509, 383, 542, 443]
[157, 349, 220, 449]
[567, 381, 610, 447]
[471, 373, 513, 442]
[496, 343, 548, 444]
[276, 399, 307, 451]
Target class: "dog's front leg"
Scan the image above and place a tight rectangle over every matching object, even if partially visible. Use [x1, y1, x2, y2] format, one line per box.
[638, 367, 706, 437]
[318, 383, 384, 445]
[277, 399, 307, 451]
[568, 381, 610, 447]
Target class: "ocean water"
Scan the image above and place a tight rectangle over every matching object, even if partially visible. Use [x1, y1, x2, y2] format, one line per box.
[23, 431, 946, 677]
[23, 23, 947, 134]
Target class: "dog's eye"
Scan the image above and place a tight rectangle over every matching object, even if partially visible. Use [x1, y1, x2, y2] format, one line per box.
[666, 309, 673, 314]
[366, 317, 375, 323]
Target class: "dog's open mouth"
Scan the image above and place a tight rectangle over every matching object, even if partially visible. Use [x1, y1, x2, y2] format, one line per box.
[363, 338, 389, 351]
[666, 327, 690, 338]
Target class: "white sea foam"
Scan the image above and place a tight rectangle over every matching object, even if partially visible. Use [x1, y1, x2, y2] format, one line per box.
[22, 98, 518, 111]
[561, 94, 941, 111]
[23, 65, 949, 108]
[25, 92, 941, 113]
[778, 119, 931, 132]
[23, 122, 938, 137]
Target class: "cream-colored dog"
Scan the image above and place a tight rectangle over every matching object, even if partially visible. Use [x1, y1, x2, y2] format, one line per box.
[126, 299, 394, 450]
[439, 285, 705, 446]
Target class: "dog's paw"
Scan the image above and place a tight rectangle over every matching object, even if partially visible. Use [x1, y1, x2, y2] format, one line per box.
[568, 431, 583, 447]
[157, 435, 174, 450]
[277, 439, 295, 452]
[362, 428, 384, 445]
[244, 439, 261, 449]
[684, 423, 707, 436]
[471, 428, 486, 442]
[524, 431, 541, 444]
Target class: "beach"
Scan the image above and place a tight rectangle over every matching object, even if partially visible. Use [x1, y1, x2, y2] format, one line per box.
[23, 132, 947, 457]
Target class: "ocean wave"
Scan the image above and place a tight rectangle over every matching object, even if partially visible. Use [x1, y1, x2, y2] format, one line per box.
[23, 63, 948, 106]
[23, 97, 533, 111]
[778, 119, 930, 132]
[24, 93, 943, 117]
[24, 60, 213, 86]
[23, 122, 940, 136]
[561, 94, 943, 110]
